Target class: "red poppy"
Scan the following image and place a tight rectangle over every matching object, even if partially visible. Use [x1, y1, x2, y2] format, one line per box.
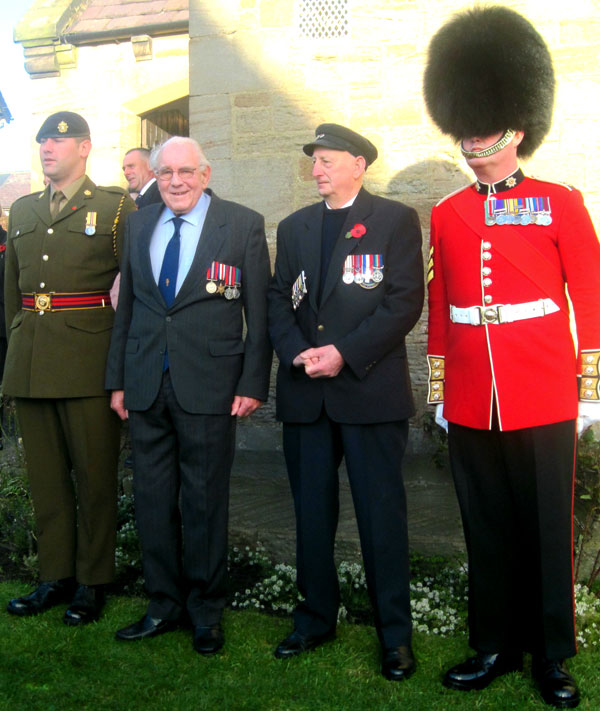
[350, 223, 366, 238]
[0, 244, 5, 252]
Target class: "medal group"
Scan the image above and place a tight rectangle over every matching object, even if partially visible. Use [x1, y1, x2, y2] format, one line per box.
[342, 254, 383, 288]
[205, 260, 241, 300]
[484, 196, 553, 226]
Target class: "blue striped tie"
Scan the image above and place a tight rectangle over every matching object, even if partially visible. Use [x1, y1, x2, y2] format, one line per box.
[159, 216, 183, 370]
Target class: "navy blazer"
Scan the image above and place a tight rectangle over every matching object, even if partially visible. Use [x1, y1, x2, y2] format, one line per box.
[268, 187, 424, 424]
[135, 180, 163, 208]
[106, 190, 272, 414]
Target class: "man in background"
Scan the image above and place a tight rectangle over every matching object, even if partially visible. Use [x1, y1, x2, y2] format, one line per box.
[122, 147, 162, 207]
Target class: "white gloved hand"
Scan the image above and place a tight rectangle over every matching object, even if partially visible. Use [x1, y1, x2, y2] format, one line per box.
[577, 401, 600, 436]
[435, 403, 448, 432]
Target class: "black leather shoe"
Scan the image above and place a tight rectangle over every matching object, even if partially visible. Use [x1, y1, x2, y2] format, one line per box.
[7, 579, 75, 617]
[532, 658, 580, 709]
[274, 629, 335, 659]
[63, 584, 105, 626]
[443, 652, 523, 691]
[193, 624, 224, 655]
[382, 645, 416, 681]
[115, 614, 179, 641]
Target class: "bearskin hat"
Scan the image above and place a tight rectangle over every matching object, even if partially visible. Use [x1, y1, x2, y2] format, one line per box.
[423, 6, 555, 158]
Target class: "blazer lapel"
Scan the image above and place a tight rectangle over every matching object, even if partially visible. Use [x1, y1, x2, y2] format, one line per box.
[300, 203, 324, 313]
[135, 203, 166, 306]
[172, 192, 226, 306]
[320, 188, 374, 306]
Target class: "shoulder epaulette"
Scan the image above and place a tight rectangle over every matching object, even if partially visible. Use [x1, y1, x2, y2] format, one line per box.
[435, 183, 473, 207]
[97, 185, 129, 197]
[13, 191, 44, 206]
[529, 176, 575, 191]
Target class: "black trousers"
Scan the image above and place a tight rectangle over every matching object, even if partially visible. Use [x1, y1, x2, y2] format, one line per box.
[283, 410, 412, 648]
[448, 419, 577, 660]
[129, 371, 235, 626]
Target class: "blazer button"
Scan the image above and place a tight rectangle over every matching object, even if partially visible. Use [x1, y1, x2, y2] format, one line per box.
[317, 324, 324, 331]
[166, 316, 172, 322]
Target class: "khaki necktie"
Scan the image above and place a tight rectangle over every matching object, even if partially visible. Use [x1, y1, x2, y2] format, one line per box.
[50, 190, 65, 218]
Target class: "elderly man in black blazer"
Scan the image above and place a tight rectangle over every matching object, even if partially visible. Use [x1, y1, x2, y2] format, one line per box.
[106, 136, 271, 654]
[268, 124, 424, 680]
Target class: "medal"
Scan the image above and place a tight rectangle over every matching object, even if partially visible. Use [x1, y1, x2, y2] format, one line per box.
[342, 256, 354, 284]
[372, 255, 383, 282]
[85, 211, 97, 235]
[206, 261, 220, 293]
[292, 270, 308, 310]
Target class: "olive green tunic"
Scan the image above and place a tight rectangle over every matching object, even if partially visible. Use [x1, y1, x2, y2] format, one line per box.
[4, 176, 136, 583]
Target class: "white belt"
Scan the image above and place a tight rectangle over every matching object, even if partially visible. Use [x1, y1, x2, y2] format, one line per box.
[449, 298, 559, 325]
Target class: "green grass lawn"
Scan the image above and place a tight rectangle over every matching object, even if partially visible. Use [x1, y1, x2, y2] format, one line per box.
[0, 582, 598, 711]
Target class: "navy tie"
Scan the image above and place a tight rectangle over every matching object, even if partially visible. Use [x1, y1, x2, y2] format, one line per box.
[159, 217, 183, 371]
[159, 216, 183, 307]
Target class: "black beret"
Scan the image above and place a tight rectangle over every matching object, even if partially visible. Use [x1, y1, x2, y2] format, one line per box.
[423, 6, 555, 158]
[36, 111, 91, 143]
[303, 123, 378, 166]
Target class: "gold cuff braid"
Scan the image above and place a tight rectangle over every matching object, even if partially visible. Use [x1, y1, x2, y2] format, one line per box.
[580, 350, 600, 401]
[427, 355, 445, 404]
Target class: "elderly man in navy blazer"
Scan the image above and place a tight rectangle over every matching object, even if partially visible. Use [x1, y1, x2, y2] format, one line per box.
[268, 124, 424, 680]
[106, 136, 271, 654]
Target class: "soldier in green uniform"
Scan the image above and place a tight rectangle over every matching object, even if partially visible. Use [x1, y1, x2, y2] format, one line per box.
[4, 111, 136, 625]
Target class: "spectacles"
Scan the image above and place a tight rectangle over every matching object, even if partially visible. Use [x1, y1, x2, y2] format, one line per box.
[156, 167, 203, 181]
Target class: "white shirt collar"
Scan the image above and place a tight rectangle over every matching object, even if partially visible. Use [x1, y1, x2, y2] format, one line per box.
[138, 177, 157, 196]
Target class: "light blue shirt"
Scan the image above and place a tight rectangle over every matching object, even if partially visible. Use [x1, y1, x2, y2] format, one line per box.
[150, 191, 211, 295]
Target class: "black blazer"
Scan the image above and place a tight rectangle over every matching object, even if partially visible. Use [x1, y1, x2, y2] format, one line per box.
[268, 187, 424, 424]
[106, 190, 272, 414]
[135, 180, 163, 208]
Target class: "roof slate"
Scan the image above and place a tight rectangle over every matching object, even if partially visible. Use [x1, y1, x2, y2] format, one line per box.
[65, 0, 188, 36]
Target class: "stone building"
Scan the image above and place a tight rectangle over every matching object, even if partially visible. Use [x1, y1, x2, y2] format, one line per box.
[14, 0, 600, 447]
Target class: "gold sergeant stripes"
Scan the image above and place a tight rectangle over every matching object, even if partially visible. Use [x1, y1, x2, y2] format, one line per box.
[427, 246, 434, 284]
[427, 355, 445, 404]
[580, 350, 600, 401]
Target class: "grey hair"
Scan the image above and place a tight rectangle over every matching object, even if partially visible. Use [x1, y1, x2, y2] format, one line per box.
[125, 147, 151, 161]
[150, 136, 210, 172]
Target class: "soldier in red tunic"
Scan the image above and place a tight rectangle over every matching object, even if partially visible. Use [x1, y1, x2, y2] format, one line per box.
[424, 7, 600, 709]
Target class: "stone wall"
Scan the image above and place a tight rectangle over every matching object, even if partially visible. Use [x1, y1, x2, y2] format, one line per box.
[18, 34, 189, 193]
[190, 0, 600, 450]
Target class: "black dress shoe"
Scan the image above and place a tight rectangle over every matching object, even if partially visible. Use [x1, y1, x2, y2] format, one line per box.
[274, 629, 335, 659]
[7, 579, 75, 617]
[443, 652, 523, 691]
[532, 658, 580, 709]
[115, 614, 179, 641]
[193, 624, 224, 655]
[64, 584, 105, 626]
[382, 645, 416, 681]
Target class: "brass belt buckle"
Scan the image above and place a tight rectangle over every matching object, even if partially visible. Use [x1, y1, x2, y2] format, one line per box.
[482, 306, 499, 324]
[34, 293, 52, 312]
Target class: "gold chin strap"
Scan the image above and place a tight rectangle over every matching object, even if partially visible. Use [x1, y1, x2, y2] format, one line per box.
[460, 129, 516, 159]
